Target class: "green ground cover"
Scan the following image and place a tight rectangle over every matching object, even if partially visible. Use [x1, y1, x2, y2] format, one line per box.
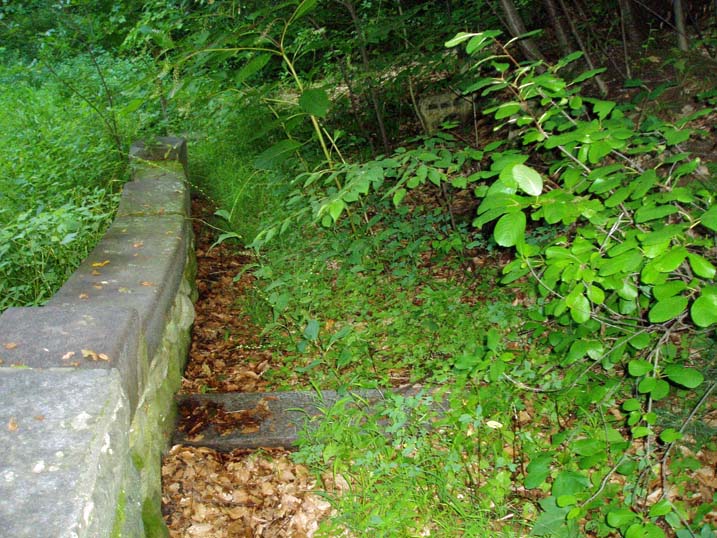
[0, 53, 152, 311]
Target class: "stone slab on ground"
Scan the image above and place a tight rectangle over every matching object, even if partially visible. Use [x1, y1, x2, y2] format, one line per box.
[173, 387, 431, 450]
[0, 368, 130, 538]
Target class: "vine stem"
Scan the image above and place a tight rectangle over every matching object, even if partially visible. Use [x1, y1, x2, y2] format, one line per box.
[660, 380, 717, 499]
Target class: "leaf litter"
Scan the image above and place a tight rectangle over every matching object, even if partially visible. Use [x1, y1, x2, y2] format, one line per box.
[162, 198, 331, 537]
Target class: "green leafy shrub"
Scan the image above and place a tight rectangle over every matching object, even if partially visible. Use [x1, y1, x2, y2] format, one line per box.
[281, 32, 717, 538]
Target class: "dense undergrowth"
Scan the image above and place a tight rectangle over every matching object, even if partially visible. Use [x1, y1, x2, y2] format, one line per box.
[2, 1, 716, 536]
[0, 51, 155, 311]
[182, 23, 717, 538]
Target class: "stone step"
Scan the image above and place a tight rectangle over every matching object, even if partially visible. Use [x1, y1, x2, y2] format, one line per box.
[173, 387, 429, 451]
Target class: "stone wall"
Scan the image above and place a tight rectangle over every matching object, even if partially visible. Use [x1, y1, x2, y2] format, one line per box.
[0, 137, 196, 538]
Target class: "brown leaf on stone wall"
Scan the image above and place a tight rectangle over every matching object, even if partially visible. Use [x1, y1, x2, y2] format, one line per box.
[7, 417, 18, 432]
[81, 349, 110, 361]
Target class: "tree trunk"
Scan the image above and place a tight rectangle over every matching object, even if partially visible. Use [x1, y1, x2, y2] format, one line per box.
[497, 0, 546, 62]
[674, 0, 689, 51]
[339, 0, 391, 154]
[618, 0, 644, 45]
[543, 0, 572, 55]
[555, 0, 609, 95]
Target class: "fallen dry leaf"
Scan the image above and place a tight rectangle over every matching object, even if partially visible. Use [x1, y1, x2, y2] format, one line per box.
[163, 198, 332, 537]
[91, 260, 110, 267]
[79, 293, 89, 300]
[141, 281, 155, 287]
[61, 351, 76, 361]
[81, 349, 110, 361]
[3, 342, 18, 350]
[7, 417, 18, 432]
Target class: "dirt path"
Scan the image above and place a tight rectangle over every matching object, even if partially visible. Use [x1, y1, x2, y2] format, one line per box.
[161, 199, 331, 538]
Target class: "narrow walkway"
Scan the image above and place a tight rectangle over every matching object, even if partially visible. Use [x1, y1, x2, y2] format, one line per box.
[161, 198, 331, 538]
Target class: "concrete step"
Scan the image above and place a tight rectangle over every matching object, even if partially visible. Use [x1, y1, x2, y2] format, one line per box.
[173, 387, 429, 451]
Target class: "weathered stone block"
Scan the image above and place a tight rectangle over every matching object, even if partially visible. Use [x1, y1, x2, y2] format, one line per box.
[48, 215, 190, 359]
[0, 305, 142, 413]
[0, 368, 130, 538]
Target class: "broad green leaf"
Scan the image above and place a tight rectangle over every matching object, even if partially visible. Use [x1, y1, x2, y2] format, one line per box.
[664, 364, 704, 388]
[700, 205, 717, 232]
[303, 319, 320, 341]
[587, 285, 605, 304]
[494, 102, 521, 119]
[628, 332, 652, 349]
[525, 454, 552, 488]
[392, 188, 407, 207]
[607, 509, 638, 528]
[568, 293, 590, 323]
[630, 169, 659, 200]
[638, 376, 656, 394]
[531, 497, 574, 537]
[634, 204, 679, 223]
[653, 280, 687, 301]
[600, 249, 643, 276]
[651, 379, 670, 400]
[445, 32, 476, 47]
[552, 471, 590, 497]
[486, 327, 501, 351]
[617, 281, 639, 300]
[690, 286, 717, 327]
[327, 199, 346, 222]
[587, 98, 616, 119]
[648, 295, 688, 323]
[557, 495, 577, 507]
[571, 68, 606, 84]
[588, 141, 612, 163]
[642, 240, 670, 259]
[254, 139, 301, 169]
[235, 54, 271, 85]
[628, 359, 652, 377]
[464, 30, 502, 52]
[565, 340, 603, 363]
[292, 0, 318, 21]
[572, 438, 602, 456]
[299, 88, 330, 117]
[673, 158, 699, 179]
[658, 429, 683, 444]
[663, 127, 691, 145]
[687, 253, 716, 279]
[652, 247, 688, 273]
[122, 97, 145, 114]
[493, 210, 526, 247]
[510, 164, 543, 196]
